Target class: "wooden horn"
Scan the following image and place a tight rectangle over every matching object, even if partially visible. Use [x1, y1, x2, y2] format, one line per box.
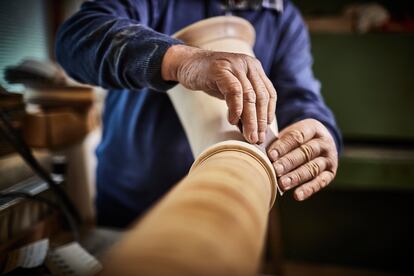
[100, 16, 278, 276]
[167, 16, 278, 158]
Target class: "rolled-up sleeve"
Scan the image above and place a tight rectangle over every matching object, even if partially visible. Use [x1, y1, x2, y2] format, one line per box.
[55, 0, 182, 91]
[270, 1, 343, 152]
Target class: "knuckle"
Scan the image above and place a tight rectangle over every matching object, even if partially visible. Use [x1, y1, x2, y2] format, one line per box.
[319, 175, 330, 188]
[289, 129, 305, 145]
[212, 59, 230, 69]
[309, 141, 321, 156]
[245, 55, 256, 63]
[226, 83, 242, 96]
[282, 156, 295, 171]
[303, 186, 313, 197]
[234, 54, 247, 65]
[268, 87, 277, 98]
[312, 182, 322, 194]
[291, 171, 302, 184]
[256, 90, 269, 102]
[318, 157, 328, 169]
[269, 91, 277, 102]
[243, 90, 256, 103]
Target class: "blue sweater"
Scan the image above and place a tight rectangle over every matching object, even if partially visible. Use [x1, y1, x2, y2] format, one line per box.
[56, 0, 341, 228]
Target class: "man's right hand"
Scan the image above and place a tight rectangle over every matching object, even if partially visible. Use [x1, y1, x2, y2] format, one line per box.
[161, 45, 277, 144]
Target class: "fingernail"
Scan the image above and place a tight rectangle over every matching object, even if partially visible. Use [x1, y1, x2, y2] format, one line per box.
[296, 190, 305, 201]
[259, 132, 265, 143]
[274, 163, 284, 176]
[281, 176, 291, 188]
[249, 132, 258, 143]
[269, 150, 278, 161]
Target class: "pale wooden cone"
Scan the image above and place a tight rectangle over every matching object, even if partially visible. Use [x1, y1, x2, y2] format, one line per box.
[100, 16, 278, 276]
[167, 16, 278, 158]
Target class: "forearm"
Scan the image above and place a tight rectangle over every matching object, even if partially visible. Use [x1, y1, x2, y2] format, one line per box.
[55, 1, 182, 91]
[271, 1, 342, 153]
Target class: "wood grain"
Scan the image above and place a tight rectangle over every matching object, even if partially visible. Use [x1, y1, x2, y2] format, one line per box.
[100, 16, 279, 275]
[101, 142, 276, 275]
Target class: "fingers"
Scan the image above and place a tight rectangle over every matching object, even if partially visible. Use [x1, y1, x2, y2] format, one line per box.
[216, 71, 243, 125]
[294, 171, 335, 201]
[264, 119, 338, 201]
[236, 71, 258, 143]
[278, 157, 329, 191]
[203, 53, 277, 144]
[268, 122, 318, 161]
[255, 61, 277, 124]
[247, 64, 269, 143]
[270, 136, 336, 193]
[271, 136, 337, 194]
[272, 138, 329, 176]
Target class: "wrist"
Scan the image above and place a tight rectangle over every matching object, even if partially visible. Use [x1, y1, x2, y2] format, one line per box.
[161, 44, 190, 81]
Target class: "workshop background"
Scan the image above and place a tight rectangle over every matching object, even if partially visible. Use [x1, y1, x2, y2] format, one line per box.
[0, 0, 413, 275]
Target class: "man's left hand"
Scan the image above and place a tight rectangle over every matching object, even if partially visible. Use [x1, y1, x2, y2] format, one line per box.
[267, 119, 338, 201]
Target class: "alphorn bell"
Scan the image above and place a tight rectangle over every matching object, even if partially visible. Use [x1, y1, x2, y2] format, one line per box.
[168, 16, 278, 157]
[100, 16, 279, 276]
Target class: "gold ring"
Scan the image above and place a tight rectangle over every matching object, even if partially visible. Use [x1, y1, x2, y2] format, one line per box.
[299, 144, 312, 163]
[307, 161, 320, 178]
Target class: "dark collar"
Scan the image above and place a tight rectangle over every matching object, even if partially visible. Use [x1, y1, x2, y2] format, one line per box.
[221, 0, 284, 12]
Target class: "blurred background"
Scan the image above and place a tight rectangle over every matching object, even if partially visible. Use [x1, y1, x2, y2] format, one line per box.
[277, 1, 414, 276]
[0, 0, 413, 275]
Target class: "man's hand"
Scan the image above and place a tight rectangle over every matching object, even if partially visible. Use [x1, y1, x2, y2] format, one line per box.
[162, 45, 277, 144]
[267, 119, 338, 201]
